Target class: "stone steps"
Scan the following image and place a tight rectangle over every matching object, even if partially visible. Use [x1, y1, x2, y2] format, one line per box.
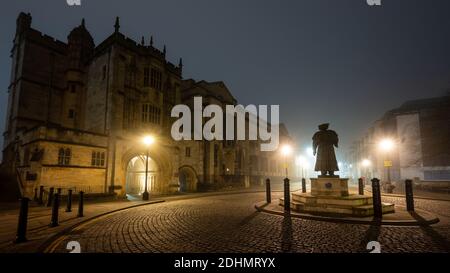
[280, 198, 395, 217]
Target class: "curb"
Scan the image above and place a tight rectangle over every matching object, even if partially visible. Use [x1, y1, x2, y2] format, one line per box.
[254, 202, 440, 226]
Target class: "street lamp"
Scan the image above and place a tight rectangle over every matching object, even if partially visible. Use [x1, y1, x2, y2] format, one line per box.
[361, 159, 371, 182]
[142, 135, 155, 201]
[281, 144, 292, 178]
[378, 138, 395, 191]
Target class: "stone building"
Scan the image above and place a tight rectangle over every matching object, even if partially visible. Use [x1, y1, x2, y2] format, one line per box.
[1, 13, 295, 198]
[347, 94, 450, 183]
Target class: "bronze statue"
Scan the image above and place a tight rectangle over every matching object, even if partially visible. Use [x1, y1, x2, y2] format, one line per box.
[312, 123, 339, 176]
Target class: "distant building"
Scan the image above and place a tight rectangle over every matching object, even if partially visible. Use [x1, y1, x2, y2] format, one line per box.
[1, 13, 295, 198]
[347, 94, 450, 182]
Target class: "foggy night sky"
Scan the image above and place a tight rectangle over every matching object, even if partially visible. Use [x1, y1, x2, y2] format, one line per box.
[1, 0, 450, 161]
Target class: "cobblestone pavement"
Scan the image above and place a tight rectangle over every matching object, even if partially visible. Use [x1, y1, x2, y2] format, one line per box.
[51, 192, 450, 253]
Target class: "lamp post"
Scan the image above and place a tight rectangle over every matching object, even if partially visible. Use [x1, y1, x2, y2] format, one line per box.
[361, 159, 371, 183]
[281, 144, 292, 178]
[142, 135, 155, 201]
[378, 138, 395, 193]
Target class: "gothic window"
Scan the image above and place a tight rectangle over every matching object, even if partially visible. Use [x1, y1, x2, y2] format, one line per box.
[143, 67, 150, 86]
[150, 68, 162, 90]
[234, 149, 242, 173]
[15, 150, 21, 165]
[58, 148, 71, 165]
[142, 103, 161, 124]
[68, 109, 75, 119]
[91, 151, 105, 167]
[24, 147, 30, 165]
[214, 144, 219, 167]
[102, 65, 106, 80]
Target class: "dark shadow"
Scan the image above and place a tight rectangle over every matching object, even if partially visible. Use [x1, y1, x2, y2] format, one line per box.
[238, 211, 260, 226]
[360, 218, 382, 253]
[281, 212, 293, 252]
[410, 211, 450, 252]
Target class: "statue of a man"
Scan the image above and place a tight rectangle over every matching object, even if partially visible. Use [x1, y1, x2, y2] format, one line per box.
[312, 123, 339, 176]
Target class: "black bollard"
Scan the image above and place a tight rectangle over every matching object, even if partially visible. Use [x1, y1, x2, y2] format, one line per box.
[46, 187, 54, 207]
[358, 178, 365, 195]
[77, 191, 84, 217]
[38, 186, 44, 205]
[57, 188, 62, 195]
[33, 188, 38, 201]
[15, 197, 29, 243]
[301, 178, 306, 193]
[371, 178, 382, 218]
[50, 193, 60, 227]
[265, 178, 271, 203]
[405, 179, 414, 211]
[66, 189, 73, 212]
[284, 177, 290, 212]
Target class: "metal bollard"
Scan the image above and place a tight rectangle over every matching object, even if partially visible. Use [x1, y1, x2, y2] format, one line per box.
[265, 178, 271, 203]
[57, 188, 62, 195]
[15, 197, 30, 243]
[33, 188, 38, 201]
[405, 179, 414, 211]
[371, 178, 382, 218]
[358, 178, 364, 195]
[77, 191, 84, 217]
[50, 193, 60, 227]
[66, 189, 73, 212]
[301, 178, 306, 193]
[38, 186, 44, 205]
[46, 187, 54, 207]
[284, 177, 290, 212]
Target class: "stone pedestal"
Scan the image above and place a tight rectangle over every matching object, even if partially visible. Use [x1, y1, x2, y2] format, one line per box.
[279, 175, 395, 217]
[310, 177, 349, 197]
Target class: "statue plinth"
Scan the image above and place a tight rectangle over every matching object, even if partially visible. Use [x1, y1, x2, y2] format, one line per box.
[279, 176, 395, 217]
[310, 177, 349, 197]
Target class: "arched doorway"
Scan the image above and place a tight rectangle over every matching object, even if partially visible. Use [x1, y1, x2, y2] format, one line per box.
[179, 166, 197, 192]
[126, 155, 159, 198]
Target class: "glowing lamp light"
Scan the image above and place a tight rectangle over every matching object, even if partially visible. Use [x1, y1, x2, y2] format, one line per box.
[379, 138, 394, 152]
[281, 144, 293, 157]
[361, 159, 371, 167]
[143, 135, 155, 146]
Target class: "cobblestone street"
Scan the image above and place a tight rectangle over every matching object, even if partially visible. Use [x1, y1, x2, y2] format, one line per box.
[50, 192, 450, 253]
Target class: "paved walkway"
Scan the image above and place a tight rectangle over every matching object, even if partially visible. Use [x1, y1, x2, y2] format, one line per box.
[44, 192, 450, 253]
[0, 184, 301, 253]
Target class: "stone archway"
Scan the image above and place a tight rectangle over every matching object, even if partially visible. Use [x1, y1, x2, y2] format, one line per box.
[178, 166, 198, 192]
[125, 155, 159, 197]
